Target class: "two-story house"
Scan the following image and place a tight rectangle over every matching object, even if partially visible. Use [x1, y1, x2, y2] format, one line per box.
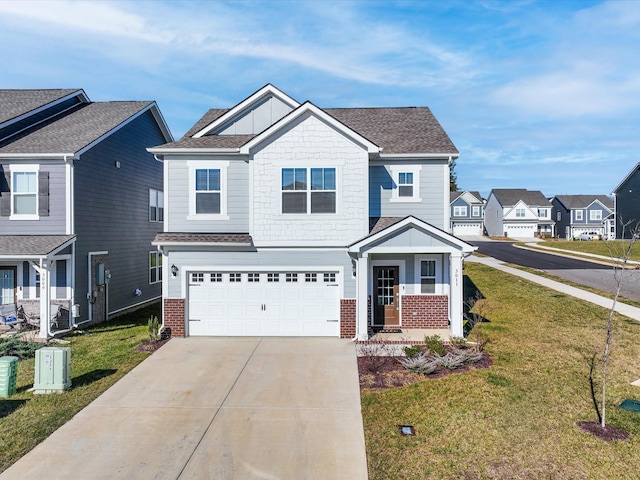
[612, 163, 640, 239]
[450, 191, 484, 236]
[150, 84, 475, 342]
[484, 188, 554, 238]
[0, 89, 172, 337]
[551, 195, 614, 240]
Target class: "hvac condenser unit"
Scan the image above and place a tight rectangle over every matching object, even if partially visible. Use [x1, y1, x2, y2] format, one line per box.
[33, 347, 71, 394]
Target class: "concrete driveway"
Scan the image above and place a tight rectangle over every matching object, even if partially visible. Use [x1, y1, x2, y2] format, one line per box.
[1, 337, 368, 479]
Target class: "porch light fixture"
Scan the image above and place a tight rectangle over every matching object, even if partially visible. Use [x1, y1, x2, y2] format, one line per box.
[171, 264, 178, 277]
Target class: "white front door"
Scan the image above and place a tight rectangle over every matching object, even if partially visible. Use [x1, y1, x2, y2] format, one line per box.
[0, 268, 16, 305]
[188, 271, 340, 336]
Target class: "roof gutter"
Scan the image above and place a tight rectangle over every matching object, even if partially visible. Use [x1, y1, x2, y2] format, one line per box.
[378, 152, 459, 159]
[147, 147, 241, 155]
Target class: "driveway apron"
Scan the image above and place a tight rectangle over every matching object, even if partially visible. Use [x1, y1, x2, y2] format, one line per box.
[1, 337, 368, 480]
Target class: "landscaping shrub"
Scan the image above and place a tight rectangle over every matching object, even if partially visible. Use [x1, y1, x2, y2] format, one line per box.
[398, 353, 438, 374]
[403, 345, 423, 358]
[424, 334, 446, 356]
[449, 336, 467, 348]
[433, 352, 466, 370]
[0, 336, 43, 359]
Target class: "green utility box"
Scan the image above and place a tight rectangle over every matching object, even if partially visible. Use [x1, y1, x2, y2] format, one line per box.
[33, 347, 71, 394]
[0, 356, 18, 397]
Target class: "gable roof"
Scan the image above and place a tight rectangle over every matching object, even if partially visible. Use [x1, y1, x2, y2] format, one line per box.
[0, 235, 75, 257]
[0, 89, 84, 126]
[490, 189, 550, 207]
[612, 163, 640, 194]
[553, 194, 613, 210]
[450, 190, 483, 204]
[151, 86, 458, 156]
[0, 101, 172, 157]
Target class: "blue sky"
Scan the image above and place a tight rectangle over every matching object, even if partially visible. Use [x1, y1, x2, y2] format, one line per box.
[1, 0, 639, 198]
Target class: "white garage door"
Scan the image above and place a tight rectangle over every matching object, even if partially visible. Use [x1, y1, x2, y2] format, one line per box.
[505, 224, 536, 237]
[453, 222, 482, 236]
[188, 271, 340, 337]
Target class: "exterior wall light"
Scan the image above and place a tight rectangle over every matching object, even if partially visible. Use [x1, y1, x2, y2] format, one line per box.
[171, 264, 178, 277]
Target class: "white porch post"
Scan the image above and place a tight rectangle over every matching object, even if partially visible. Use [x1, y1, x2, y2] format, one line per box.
[356, 253, 369, 341]
[449, 252, 464, 338]
[36, 259, 53, 339]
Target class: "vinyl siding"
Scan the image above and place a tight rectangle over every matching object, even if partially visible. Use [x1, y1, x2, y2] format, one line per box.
[615, 169, 640, 238]
[369, 161, 447, 229]
[0, 162, 67, 234]
[165, 157, 249, 233]
[73, 109, 165, 316]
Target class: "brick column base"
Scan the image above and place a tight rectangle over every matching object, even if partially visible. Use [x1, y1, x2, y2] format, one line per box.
[401, 295, 449, 328]
[340, 299, 356, 338]
[163, 298, 185, 337]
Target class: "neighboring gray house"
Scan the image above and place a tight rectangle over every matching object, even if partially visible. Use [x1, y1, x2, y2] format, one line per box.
[150, 84, 475, 341]
[450, 191, 484, 236]
[612, 163, 640, 239]
[0, 89, 172, 338]
[551, 195, 614, 240]
[484, 188, 554, 238]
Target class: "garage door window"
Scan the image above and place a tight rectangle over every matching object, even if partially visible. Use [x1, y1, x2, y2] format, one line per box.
[248, 273, 260, 282]
[191, 273, 204, 283]
[305, 273, 318, 282]
[211, 273, 222, 282]
[268, 273, 280, 282]
[230, 273, 241, 282]
[286, 273, 298, 282]
[324, 273, 336, 282]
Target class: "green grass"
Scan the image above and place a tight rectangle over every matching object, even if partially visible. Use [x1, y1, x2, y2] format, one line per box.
[530, 240, 640, 262]
[0, 304, 159, 473]
[362, 263, 640, 480]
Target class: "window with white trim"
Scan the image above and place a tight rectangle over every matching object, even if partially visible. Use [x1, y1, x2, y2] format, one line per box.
[590, 210, 602, 221]
[211, 273, 222, 282]
[420, 260, 436, 294]
[453, 206, 467, 217]
[229, 273, 241, 282]
[323, 273, 336, 283]
[149, 189, 164, 222]
[267, 273, 280, 282]
[305, 273, 317, 282]
[515, 208, 526, 217]
[149, 252, 162, 284]
[538, 208, 548, 218]
[281, 168, 336, 214]
[575, 210, 583, 221]
[188, 161, 228, 219]
[472, 206, 480, 217]
[191, 273, 204, 283]
[285, 273, 298, 282]
[390, 165, 421, 202]
[248, 273, 260, 282]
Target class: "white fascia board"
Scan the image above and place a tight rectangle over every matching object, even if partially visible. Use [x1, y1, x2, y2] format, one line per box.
[75, 103, 159, 158]
[0, 254, 47, 260]
[151, 241, 252, 248]
[239, 102, 380, 155]
[147, 103, 174, 143]
[147, 147, 241, 155]
[377, 153, 458, 160]
[361, 246, 464, 254]
[612, 162, 640, 194]
[47, 237, 77, 258]
[586, 199, 613, 213]
[253, 240, 348, 248]
[0, 153, 75, 160]
[192, 84, 301, 138]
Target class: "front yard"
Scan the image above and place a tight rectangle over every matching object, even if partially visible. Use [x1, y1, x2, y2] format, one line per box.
[532, 239, 640, 262]
[362, 262, 640, 480]
[0, 305, 159, 473]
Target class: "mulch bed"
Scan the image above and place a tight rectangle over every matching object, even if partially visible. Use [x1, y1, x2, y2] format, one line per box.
[358, 352, 493, 390]
[576, 421, 630, 442]
[136, 338, 169, 353]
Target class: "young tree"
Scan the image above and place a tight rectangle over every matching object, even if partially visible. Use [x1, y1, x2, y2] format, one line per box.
[589, 220, 639, 429]
[449, 158, 458, 191]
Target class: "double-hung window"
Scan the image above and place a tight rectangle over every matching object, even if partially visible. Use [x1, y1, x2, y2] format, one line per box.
[149, 252, 162, 284]
[472, 206, 481, 217]
[590, 210, 602, 221]
[575, 210, 583, 221]
[390, 165, 421, 202]
[149, 189, 164, 222]
[453, 206, 467, 217]
[420, 260, 436, 294]
[281, 168, 336, 214]
[515, 208, 526, 218]
[398, 172, 414, 197]
[13, 171, 37, 216]
[188, 161, 228, 219]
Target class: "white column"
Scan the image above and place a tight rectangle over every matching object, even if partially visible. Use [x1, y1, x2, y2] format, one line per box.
[37, 259, 52, 339]
[449, 252, 464, 338]
[356, 253, 369, 341]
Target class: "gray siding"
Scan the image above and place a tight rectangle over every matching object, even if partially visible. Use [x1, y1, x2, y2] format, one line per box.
[0, 162, 67, 234]
[74, 110, 166, 316]
[483, 194, 503, 236]
[167, 249, 354, 298]
[616, 169, 640, 238]
[369, 162, 447, 229]
[166, 159, 249, 233]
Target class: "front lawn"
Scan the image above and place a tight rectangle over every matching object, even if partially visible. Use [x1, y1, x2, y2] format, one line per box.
[0, 304, 160, 473]
[361, 263, 640, 480]
[534, 239, 640, 262]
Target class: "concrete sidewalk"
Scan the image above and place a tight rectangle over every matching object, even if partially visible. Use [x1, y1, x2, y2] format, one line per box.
[0, 337, 368, 480]
[467, 255, 640, 321]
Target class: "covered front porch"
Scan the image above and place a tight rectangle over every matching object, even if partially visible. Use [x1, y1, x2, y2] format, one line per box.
[345, 217, 476, 342]
[0, 235, 76, 338]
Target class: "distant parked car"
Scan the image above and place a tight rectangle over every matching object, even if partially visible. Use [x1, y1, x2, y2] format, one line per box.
[578, 232, 599, 241]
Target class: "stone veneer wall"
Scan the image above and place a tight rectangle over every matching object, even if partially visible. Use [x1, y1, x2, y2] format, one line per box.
[163, 298, 185, 337]
[400, 295, 449, 328]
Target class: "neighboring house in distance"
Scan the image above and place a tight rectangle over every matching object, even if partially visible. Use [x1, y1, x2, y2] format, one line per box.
[484, 188, 554, 238]
[0, 89, 173, 338]
[450, 191, 484, 236]
[612, 163, 640, 239]
[150, 84, 475, 342]
[551, 195, 614, 240]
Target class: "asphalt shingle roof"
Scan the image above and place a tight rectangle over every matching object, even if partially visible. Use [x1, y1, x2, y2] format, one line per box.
[491, 189, 551, 207]
[554, 195, 613, 210]
[0, 89, 81, 125]
[0, 101, 153, 154]
[153, 233, 253, 244]
[158, 105, 458, 155]
[450, 191, 483, 203]
[369, 217, 405, 234]
[0, 235, 75, 256]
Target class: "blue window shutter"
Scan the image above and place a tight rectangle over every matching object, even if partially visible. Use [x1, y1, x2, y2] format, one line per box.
[38, 171, 49, 216]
